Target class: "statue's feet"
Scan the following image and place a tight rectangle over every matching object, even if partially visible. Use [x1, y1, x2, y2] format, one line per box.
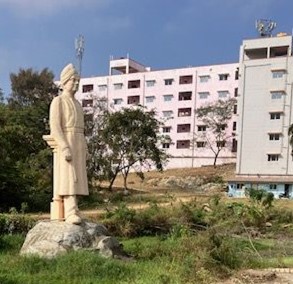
[66, 214, 82, 225]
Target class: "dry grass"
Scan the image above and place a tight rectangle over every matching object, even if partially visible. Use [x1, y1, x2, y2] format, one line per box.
[112, 163, 236, 191]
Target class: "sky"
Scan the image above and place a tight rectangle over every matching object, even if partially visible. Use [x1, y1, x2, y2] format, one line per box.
[1, 0, 293, 96]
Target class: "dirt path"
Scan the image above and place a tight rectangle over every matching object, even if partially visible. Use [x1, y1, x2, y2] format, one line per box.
[35, 195, 198, 220]
[219, 269, 293, 283]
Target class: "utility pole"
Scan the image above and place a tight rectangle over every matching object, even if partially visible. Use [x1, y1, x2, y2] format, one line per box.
[75, 34, 85, 76]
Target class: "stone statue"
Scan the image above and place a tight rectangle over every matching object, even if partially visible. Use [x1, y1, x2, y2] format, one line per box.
[47, 63, 88, 224]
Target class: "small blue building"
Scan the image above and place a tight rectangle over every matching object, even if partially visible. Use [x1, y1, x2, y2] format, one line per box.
[227, 176, 293, 199]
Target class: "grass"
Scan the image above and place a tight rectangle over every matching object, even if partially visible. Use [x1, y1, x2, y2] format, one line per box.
[3, 231, 293, 284]
[0, 235, 184, 284]
[3, 189, 293, 283]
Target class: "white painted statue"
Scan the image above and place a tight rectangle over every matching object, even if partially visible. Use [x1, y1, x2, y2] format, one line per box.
[48, 63, 88, 224]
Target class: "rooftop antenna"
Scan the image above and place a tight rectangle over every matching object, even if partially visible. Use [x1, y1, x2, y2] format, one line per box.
[255, 19, 277, 37]
[75, 34, 85, 76]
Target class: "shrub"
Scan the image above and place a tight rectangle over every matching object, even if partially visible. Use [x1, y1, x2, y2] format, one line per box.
[245, 187, 274, 208]
[0, 213, 37, 235]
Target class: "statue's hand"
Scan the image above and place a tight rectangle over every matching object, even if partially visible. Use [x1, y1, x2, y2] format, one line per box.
[63, 148, 72, 161]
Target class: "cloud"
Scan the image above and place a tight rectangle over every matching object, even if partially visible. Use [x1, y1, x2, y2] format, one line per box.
[0, 0, 111, 18]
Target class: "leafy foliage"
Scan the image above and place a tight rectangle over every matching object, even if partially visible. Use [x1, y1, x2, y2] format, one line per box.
[245, 187, 275, 208]
[0, 68, 58, 212]
[87, 106, 168, 190]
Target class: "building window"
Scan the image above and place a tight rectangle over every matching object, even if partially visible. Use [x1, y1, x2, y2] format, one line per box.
[198, 92, 209, 99]
[177, 124, 191, 133]
[268, 154, 279, 161]
[162, 126, 171, 133]
[82, 84, 94, 93]
[270, 112, 281, 120]
[197, 125, 207, 132]
[84, 113, 93, 125]
[113, 98, 123, 105]
[269, 184, 277, 190]
[217, 124, 226, 131]
[162, 143, 170, 149]
[128, 80, 140, 89]
[179, 92, 192, 101]
[218, 90, 229, 98]
[271, 91, 284, 100]
[219, 73, 229, 81]
[233, 105, 237, 115]
[114, 83, 123, 90]
[163, 110, 173, 118]
[269, 133, 280, 140]
[163, 94, 173, 102]
[82, 99, 93, 107]
[234, 88, 238, 97]
[196, 141, 206, 148]
[179, 75, 193, 84]
[98, 84, 107, 91]
[232, 138, 237, 152]
[235, 68, 239, 80]
[127, 96, 140, 105]
[236, 183, 244, 189]
[176, 140, 190, 149]
[233, 121, 237, 131]
[164, 79, 174, 85]
[145, 96, 155, 103]
[178, 108, 191, 117]
[199, 75, 210, 83]
[146, 80, 156, 87]
[217, 141, 226, 147]
[272, 70, 286, 79]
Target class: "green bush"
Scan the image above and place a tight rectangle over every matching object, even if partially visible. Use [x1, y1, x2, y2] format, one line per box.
[0, 213, 37, 235]
[245, 187, 274, 208]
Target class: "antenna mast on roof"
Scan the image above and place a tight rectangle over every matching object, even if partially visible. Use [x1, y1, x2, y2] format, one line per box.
[255, 19, 277, 37]
[75, 34, 85, 76]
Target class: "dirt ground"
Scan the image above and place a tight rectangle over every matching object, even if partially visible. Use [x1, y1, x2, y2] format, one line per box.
[111, 163, 236, 191]
[219, 269, 293, 283]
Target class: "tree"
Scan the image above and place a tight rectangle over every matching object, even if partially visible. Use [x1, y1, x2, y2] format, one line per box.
[9, 68, 56, 107]
[0, 68, 58, 211]
[0, 88, 4, 104]
[195, 98, 236, 167]
[87, 106, 168, 190]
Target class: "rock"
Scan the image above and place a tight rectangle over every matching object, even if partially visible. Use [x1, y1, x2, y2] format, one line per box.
[94, 236, 123, 258]
[146, 176, 205, 190]
[20, 220, 129, 259]
[202, 203, 212, 212]
[265, 222, 272, 227]
[282, 224, 291, 228]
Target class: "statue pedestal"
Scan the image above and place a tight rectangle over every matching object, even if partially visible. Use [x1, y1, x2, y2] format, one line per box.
[43, 135, 64, 221]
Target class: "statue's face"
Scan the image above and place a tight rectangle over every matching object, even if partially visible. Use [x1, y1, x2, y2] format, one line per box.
[65, 74, 80, 93]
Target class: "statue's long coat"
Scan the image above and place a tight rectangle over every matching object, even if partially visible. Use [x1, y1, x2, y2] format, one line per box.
[49, 94, 89, 196]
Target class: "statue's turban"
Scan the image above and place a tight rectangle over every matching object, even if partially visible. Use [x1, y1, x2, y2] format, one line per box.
[60, 63, 77, 86]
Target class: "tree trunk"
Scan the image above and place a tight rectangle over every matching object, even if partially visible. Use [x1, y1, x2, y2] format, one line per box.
[108, 168, 119, 191]
[122, 167, 130, 190]
[213, 151, 220, 168]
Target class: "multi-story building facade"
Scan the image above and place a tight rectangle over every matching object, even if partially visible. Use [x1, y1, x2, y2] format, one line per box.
[228, 33, 293, 198]
[76, 57, 239, 169]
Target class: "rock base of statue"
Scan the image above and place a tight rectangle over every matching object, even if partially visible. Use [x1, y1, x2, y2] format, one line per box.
[20, 220, 131, 259]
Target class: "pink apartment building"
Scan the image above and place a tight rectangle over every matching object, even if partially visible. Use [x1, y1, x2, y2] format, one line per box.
[76, 57, 239, 169]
